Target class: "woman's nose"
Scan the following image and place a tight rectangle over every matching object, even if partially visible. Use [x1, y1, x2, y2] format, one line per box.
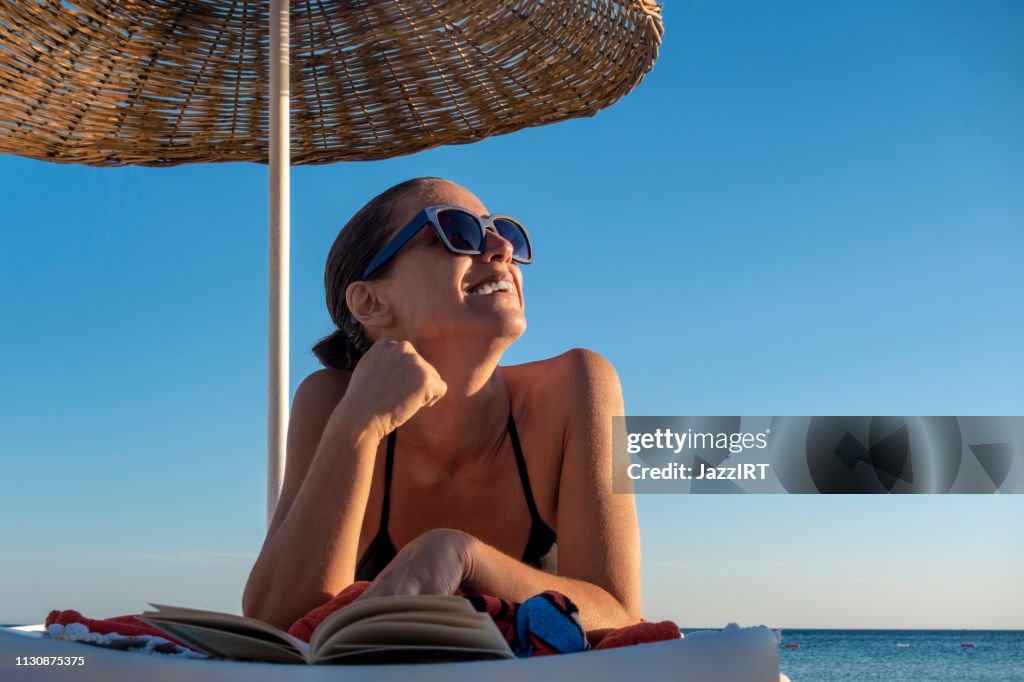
[481, 227, 514, 263]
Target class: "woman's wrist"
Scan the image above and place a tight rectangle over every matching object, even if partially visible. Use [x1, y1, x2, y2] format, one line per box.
[323, 401, 385, 450]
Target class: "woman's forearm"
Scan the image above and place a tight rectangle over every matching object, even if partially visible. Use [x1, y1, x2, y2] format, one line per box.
[462, 534, 636, 635]
[242, 422, 379, 630]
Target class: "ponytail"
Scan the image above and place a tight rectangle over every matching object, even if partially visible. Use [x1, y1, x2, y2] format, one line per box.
[311, 329, 363, 371]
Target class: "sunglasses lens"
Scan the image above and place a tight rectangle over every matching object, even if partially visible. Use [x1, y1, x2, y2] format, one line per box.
[436, 209, 482, 252]
[493, 218, 531, 262]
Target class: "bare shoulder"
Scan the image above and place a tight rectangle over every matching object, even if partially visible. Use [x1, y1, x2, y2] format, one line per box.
[497, 350, 619, 524]
[503, 348, 623, 449]
[286, 368, 353, 471]
[504, 348, 621, 403]
[293, 367, 352, 414]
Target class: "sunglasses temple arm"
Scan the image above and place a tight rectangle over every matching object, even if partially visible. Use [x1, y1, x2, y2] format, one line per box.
[362, 209, 432, 278]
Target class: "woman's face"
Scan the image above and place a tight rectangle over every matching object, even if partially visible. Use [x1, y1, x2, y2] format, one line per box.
[368, 183, 527, 349]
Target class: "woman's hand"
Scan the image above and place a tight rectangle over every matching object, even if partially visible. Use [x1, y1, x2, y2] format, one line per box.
[355, 529, 474, 602]
[330, 336, 448, 443]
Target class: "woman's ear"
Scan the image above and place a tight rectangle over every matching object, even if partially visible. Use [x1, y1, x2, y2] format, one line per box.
[346, 281, 395, 329]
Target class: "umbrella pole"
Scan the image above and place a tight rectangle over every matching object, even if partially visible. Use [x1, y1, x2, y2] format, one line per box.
[268, 0, 290, 527]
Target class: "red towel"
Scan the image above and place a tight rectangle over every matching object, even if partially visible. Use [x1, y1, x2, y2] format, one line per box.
[45, 584, 680, 656]
[44, 609, 191, 649]
[593, 619, 682, 650]
[464, 592, 525, 648]
[285, 580, 371, 642]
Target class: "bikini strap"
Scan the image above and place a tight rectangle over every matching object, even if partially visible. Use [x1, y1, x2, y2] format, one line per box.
[507, 409, 544, 525]
[379, 429, 396, 532]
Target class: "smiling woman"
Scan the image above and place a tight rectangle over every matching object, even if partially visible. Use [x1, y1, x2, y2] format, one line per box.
[241, 177, 641, 642]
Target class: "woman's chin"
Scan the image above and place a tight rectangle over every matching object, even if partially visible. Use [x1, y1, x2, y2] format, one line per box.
[459, 307, 526, 341]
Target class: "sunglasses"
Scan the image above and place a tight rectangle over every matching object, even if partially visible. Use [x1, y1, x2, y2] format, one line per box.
[362, 205, 533, 279]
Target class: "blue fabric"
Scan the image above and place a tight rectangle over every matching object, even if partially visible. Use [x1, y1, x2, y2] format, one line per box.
[513, 593, 590, 658]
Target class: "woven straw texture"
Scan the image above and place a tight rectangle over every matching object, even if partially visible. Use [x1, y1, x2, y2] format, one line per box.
[0, 0, 663, 167]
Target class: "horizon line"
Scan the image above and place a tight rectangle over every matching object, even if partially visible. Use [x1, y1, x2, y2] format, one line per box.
[678, 626, 1024, 632]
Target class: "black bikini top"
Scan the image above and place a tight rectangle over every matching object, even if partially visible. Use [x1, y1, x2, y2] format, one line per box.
[354, 409, 557, 582]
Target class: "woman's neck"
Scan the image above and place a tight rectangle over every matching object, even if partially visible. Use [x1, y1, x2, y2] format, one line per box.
[393, 340, 511, 467]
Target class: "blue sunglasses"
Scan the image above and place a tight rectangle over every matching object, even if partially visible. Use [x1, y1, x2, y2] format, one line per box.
[362, 205, 533, 279]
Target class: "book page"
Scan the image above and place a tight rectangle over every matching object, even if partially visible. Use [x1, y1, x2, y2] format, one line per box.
[315, 645, 515, 665]
[137, 617, 310, 663]
[310, 594, 475, 652]
[144, 603, 300, 647]
[315, 620, 512, 658]
[141, 596, 513, 664]
[332, 611, 495, 629]
[315, 609, 498, 654]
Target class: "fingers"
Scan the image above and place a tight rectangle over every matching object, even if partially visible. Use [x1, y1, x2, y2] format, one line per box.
[358, 570, 418, 601]
[424, 382, 447, 407]
[342, 335, 448, 438]
[374, 336, 447, 407]
[424, 367, 447, 406]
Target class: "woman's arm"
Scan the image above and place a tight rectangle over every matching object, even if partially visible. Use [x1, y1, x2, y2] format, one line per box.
[357, 349, 641, 635]
[243, 339, 448, 630]
[463, 536, 635, 634]
[242, 370, 380, 630]
[568, 348, 642, 621]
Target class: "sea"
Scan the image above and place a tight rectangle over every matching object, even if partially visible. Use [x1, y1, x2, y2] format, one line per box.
[765, 629, 1024, 681]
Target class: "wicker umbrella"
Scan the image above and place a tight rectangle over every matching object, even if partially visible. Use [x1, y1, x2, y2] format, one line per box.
[0, 0, 664, 521]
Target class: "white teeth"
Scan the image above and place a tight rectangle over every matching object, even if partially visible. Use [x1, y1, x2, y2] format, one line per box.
[468, 280, 513, 295]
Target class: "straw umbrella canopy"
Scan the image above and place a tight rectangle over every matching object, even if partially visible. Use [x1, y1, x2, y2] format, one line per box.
[0, 0, 664, 521]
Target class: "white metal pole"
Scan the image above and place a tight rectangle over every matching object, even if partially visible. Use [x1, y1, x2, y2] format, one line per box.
[268, 0, 290, 527]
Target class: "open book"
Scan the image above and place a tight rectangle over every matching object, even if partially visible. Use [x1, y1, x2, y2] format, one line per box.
[138, 594, 515, 664]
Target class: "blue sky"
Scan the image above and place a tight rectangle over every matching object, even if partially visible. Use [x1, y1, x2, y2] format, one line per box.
[1, 1, 1021, 628]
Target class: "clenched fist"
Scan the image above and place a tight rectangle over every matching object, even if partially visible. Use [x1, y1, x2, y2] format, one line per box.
[332, 336, 448, 444]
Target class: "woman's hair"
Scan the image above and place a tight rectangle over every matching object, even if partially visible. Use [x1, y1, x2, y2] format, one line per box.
[312, 177, 446, 370]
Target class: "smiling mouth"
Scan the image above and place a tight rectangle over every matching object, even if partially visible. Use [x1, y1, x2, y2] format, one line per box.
[466, 280, 515, 296]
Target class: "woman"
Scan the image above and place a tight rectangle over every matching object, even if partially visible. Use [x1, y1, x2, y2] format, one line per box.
[242, 177, 640, 641]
